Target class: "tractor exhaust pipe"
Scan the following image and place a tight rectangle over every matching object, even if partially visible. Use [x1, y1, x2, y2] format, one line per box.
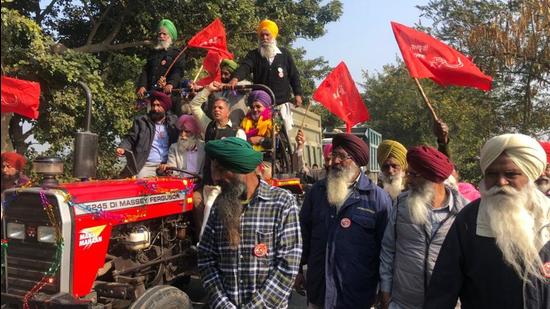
[73, 82, 98, 180]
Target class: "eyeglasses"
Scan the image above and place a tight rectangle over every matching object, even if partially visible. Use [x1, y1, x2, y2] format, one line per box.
[331, 152, 352, 161]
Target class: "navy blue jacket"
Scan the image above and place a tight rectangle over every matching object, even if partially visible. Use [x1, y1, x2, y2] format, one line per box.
[300, 172, 392, 308]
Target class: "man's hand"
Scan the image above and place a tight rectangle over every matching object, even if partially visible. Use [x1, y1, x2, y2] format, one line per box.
[379, 291, 391, 309]
[163, 84, 173, 94]
[293, 272, 306, 296]
[206, 81, 222, 93]
[116, 148, 125, 157]
[294, 95, 303, 108]
[433, 119, 449, 144]
[249, 136, 264, 145]
[295, 129, 305, 151]
[228, 78, 239, 89]
[136, 87, 147, 98]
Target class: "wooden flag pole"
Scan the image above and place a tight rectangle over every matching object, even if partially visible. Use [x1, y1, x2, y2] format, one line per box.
[413, 78, 438, 121]
[299, 101, 312, 131]
[192, 65, 204, 83]
[162, 46, 188, 79]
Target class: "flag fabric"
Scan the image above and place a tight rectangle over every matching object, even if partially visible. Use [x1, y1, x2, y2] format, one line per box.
[197, 50, 223, 86]
[1, 76, 41, 119]
[391, 21, 493, 91]
[313, 62, 369, 133]
[188, 18, 233, 59]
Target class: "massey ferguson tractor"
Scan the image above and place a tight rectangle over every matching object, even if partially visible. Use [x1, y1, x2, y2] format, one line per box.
[1, 83, 197, 308]
[1, 82, 307, 308]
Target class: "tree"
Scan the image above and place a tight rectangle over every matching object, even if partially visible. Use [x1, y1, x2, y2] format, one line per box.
[363, 60, 496, 183]
[417, 0, 550, 136]
[1, 0, 342, 179]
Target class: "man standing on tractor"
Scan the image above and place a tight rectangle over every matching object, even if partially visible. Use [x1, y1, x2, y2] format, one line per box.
[136, 19, 185, 114]
[198, 137, 302, 308]
[229, 19, 303, 133]
[116, 91, 179, 178]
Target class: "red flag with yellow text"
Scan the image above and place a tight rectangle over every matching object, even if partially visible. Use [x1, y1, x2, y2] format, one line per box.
[391, 21, 492, 91]
[188, 18, 233, 59]
[313, 62, 369, 133]
[1, 76, 41, 119]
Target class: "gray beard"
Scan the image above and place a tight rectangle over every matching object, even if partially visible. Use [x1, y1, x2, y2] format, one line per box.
[380, 171, 405, 200]
[536, 176, 550, 195]
[177, 137, 198, 152]
[407, 181, 436, 225]
[154, 39, 172, 50]
[479, 182, 547, 281]
[326, 163, 358, 209]
[259, 40, 278, 60]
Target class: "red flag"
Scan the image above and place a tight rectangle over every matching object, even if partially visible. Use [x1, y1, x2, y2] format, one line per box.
[188, 18, 233, 59]
[197, 50, 223, 86]
[313, 62, 369, 133]
[391, 21, 492, 91]
[1, 76, 41, 119]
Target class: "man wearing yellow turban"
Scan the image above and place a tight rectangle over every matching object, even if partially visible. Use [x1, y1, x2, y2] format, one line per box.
[425, 133, 550, 309]
[377, 139, 408, 200]
[229, 19, 303, 137]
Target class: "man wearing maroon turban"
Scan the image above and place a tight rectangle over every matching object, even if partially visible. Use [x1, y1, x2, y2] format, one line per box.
[379, 145, 468, 309]
[535, 141, 550, 196]
[299, 133, 392, 308]
[1, 151, 30, 193]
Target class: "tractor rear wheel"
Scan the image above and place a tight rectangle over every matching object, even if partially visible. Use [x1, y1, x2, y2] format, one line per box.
[130, 285, 192, 309]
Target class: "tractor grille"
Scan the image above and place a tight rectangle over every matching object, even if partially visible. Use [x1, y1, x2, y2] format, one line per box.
[1, 192, 61, 297]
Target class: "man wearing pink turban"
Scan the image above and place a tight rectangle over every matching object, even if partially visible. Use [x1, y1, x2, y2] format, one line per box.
[164, 115, 205, 177]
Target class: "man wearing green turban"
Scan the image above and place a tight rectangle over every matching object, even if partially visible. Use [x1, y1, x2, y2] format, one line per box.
[377, 139, 408, 200]
[136, 18, 185, 113]
[198, 137, 302, 308]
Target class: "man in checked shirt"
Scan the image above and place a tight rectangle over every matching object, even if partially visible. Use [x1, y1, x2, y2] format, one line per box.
[197, 137, 302, 308]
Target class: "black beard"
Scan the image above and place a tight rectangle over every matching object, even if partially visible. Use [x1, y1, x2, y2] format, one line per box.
[149, 111, 165, 122]
[214, 180, 247, 248]
[2, 173, 18, 183]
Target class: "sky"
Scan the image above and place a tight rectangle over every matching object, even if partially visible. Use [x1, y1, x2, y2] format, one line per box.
[295, 0, 430, 86]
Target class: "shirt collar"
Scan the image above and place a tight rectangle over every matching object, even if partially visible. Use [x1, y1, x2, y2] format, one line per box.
[216, 119, 233, 128]
[256, 179, 273, 201]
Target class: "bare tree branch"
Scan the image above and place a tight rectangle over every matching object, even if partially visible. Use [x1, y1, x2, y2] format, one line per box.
[86, 2, 115, 46]
[102, 2, 131, 45]
[37, 0, 60, 25]
[73, 40, 153, 53]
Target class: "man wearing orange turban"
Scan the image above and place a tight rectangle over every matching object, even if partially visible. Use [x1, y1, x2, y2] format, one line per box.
[1, 151, 30, 193]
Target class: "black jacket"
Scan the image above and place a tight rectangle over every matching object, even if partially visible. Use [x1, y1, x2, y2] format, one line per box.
[118, 113, 179, 177]
[137, 47, 185, 90]
[233, 47, 302, 104]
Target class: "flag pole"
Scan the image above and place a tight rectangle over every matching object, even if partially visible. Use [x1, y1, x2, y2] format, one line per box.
[299, 101, 312, 131]
[192, 65, 204, 83]
[162, 46, 188, 80]
[413, 78, 438, 121]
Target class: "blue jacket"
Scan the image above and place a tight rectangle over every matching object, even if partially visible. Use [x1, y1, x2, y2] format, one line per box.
[300, 172, 392, 308]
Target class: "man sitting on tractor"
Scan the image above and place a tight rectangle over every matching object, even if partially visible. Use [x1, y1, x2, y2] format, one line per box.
[116, 91, 179, 178]
[241, 90, 273, 152]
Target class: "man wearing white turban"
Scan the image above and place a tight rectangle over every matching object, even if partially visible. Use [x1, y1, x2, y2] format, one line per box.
[425, 133, 550, 309]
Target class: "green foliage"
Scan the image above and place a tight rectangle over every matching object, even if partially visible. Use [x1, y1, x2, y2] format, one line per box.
[2, 1, 342, 179]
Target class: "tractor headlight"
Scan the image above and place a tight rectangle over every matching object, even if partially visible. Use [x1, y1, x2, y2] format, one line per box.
[37, 226, 56, 243]
[7, 222, 25, 240]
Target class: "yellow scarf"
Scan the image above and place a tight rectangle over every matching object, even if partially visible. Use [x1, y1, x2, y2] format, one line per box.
[241, 116, 273, 152]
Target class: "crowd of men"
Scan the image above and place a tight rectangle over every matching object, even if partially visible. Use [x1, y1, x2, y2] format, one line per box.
[2, 16, 550, 309]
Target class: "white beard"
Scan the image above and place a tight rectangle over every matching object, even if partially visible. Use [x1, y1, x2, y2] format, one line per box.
[380, 171, 405, 200]
[407, 181, 436, 225]
[259, 40, 278, 60]
[177, 136, 198, 152]
[326, 163, 358, 210]
[444, 174, 459, 191]
[154, 37, 172, 50]
[480, 181, 549, 281]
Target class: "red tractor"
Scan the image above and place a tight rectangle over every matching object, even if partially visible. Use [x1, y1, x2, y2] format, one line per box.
[2, 83, 197, 308]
